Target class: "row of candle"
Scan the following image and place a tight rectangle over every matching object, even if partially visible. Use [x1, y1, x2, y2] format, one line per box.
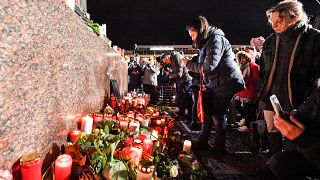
[20, 154, 72, 180]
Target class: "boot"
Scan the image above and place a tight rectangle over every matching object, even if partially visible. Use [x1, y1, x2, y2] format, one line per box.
[249, 122, 260, 152]
[267, 133, 282, 155]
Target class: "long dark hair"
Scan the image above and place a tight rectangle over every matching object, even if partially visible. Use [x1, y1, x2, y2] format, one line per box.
[186, 16, 212, 49]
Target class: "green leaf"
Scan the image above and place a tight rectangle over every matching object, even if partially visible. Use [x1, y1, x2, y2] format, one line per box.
[109, 161, 128, 180]
[85, 141, 92, 147]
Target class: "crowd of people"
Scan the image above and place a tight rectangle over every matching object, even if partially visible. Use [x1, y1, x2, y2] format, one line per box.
[127, 0, 320, 179]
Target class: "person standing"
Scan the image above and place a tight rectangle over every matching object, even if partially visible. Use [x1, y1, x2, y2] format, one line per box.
[142, 58, 160, 105]
[182, 16, 245, 155]
[257, 0, 320, 155]
[128, 54, 143, 92]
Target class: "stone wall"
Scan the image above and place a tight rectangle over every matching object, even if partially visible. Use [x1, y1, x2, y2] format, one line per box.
[0, 0, 127, 169]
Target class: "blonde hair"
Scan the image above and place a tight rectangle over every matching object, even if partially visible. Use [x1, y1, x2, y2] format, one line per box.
[266, 0, 309, 24]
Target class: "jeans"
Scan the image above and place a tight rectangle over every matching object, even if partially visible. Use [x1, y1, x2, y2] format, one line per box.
[234, 99, 257, 127]
[199, 91, 234, 150]
[176, 80, 193, 118]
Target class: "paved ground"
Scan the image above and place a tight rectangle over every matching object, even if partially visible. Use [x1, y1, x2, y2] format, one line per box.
[178, 120, 269, 180]
[162, 106, 270, 180]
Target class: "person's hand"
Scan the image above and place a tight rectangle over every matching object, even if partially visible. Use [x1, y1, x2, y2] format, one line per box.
[181, 57, 188, 66]
[250, 36, 265, 47]
[274, 115, 305, 140]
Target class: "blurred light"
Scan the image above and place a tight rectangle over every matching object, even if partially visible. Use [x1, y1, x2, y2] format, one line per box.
[150, 46, 174, 51]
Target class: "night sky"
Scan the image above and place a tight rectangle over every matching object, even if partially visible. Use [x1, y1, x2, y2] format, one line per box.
[87, 0, 320, 50]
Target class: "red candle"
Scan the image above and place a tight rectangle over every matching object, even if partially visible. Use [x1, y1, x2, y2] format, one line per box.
[69, 130, 81, 142]
[20, 153, 42, 180]
[109, 96, 117, 109]
[133, 99, 138, 107]
[93, 113, 104, 123]
[76, 117, 82, 130]
[142, 139, 153, 156]
[54, 154, 72, 180]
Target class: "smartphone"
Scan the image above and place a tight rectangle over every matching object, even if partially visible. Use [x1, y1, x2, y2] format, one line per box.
[270, 95, 290, 121]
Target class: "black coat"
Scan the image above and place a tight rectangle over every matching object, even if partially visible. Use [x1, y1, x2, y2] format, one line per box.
[293, 89, 320, 169]
[258, 24, 320, 109]
[186, 27, 244, 96]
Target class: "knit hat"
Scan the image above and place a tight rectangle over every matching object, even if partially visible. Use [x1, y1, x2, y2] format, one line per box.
[236, 50, 252, 63]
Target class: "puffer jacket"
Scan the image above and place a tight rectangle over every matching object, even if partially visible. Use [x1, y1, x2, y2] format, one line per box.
[186, 27, 244, 96]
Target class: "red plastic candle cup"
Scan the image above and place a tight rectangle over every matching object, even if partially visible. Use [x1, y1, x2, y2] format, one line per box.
[69, 130, 81, 142]
[54, 154, 72, 180]
[142, 139, 153, 156]
[20, 153, 42, 180]
[93, 113, 104, 123]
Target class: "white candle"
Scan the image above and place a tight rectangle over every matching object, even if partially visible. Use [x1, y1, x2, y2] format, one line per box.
[54, 154, 72, 180]
[81, 115, 93, 134]
[140, 119, 149, 127]
[183, 140, 192, 153]
[151, 130, 158, 141]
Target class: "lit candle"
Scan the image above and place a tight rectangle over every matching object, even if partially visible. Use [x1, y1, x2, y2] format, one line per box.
[140, 118, 149, 127]
[127, 111, 135, 118]
[119, 120, 129, 129]
[54, 154, 72, 180]
[93, 113, 104, 123]
[69, 130, 81, 143]
[151, 130, 158, 141]
[142, 139, 153, 156]
[156, 120, 161, 126]
[133, 99, 138, 107]
[81, 115, 93, 134]
[104, 113, 113, 119]
[161, 118, 166, 124]
[20, 153, 42, 180]
[183, 140, 192, 154]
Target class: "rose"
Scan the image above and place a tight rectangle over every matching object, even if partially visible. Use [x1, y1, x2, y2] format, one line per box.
[170, 165, 179, 177]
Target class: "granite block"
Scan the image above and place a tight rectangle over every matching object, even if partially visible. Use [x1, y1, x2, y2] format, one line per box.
[0, 0, 128, 169]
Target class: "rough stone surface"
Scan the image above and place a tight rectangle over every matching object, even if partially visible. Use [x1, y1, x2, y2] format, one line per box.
[0, 0, 127, 169]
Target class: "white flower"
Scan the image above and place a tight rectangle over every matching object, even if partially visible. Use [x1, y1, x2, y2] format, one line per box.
[170, 165, 179, 177]
[101, 132, 105, 137]
[94, 129, 100, 133]
[99, 140, 103, 146]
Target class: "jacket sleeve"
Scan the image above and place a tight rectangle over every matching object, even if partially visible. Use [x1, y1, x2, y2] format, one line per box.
[171, 56, 184, 79]
[186, 36, 224, 74]
[292, 90, 320, 169]
[149, 64, 160, 75]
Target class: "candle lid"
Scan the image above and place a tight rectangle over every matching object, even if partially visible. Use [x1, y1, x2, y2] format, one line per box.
[20, 152, 40, 165]
[133, 139, 142, 144]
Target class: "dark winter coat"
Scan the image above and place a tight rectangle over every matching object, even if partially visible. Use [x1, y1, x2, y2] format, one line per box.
[293, 88, 320, 169]
[258, 22, 320, 109]
[186, 27, 244, 96]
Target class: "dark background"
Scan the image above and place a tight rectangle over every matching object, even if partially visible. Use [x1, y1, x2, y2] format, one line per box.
[87, 0, 320, 50]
